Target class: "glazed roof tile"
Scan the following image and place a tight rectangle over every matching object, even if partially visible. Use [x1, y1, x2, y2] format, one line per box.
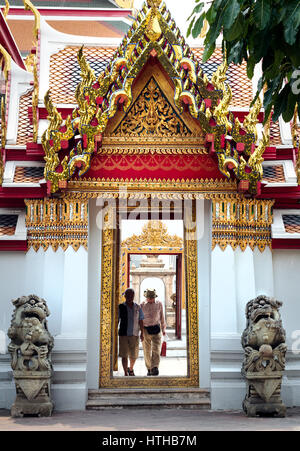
[13, 166, 44, 184]
[262, 165, 285, 184]
[49, 46, 116, 104]
[269, 120, 284, 147]
[48, 45, 254, 108]
[0, 214, 18, 236]
[16, 89, 33, 145]
[283, 214, 300, 234]
[192, 47, 253, 109]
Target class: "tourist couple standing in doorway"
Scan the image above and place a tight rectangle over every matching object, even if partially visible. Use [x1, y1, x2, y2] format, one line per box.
[118, 287, 166, 377]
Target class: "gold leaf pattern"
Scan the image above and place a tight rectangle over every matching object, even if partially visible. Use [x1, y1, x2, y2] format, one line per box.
[113, 78, 192, 137]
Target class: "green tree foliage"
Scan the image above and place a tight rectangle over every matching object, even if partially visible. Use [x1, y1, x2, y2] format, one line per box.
[187, 0, 300, 122]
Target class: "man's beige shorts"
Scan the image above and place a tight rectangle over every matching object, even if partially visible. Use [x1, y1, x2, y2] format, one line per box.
[119, 336, 139, 359]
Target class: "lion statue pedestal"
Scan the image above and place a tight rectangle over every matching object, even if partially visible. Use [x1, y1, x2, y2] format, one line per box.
[241, 295, 287, 418]
[7, 295, 54, 417]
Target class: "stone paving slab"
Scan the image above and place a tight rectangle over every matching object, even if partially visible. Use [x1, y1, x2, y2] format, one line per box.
[1, 408, 300, 431]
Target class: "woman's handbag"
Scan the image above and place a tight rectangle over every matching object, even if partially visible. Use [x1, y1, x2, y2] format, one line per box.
[161, 336, 167, 357]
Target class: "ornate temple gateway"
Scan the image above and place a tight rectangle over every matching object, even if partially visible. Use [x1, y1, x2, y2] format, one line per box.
[1, 0, 300, 411]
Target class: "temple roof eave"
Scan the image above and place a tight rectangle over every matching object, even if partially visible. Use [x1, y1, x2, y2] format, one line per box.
[0, 10, 25, 70]
[40, 0, 274, 196]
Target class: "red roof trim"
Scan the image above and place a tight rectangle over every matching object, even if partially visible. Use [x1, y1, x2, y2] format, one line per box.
[0, 186, 47, 198]
[0, 10, 25, 70]
[5, 149, 44, 161]
[258, 186, 300, 200]
[0, 198, 26, 208]
[0, 240, 27, 251]
[272, 239, 300, 250]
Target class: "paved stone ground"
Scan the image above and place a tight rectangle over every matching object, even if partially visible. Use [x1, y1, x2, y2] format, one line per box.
[1, 407, 300, 431]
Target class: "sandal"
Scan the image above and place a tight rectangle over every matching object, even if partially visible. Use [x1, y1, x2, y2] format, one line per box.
[128, 368, 135, 376]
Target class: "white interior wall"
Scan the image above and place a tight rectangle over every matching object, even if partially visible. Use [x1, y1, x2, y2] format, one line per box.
[234, 247, 256, 334]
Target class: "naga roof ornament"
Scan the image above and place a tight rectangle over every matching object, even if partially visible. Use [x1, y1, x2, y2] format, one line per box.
[42, 0, 269, 195]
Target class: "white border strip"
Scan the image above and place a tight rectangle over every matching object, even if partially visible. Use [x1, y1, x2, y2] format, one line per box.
[6, 61, 33, 146]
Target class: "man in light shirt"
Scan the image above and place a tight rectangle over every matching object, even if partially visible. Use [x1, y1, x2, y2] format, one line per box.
[141, 288, 166, 376]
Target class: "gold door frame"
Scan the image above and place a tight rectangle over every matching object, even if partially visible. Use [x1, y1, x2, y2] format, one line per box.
[99, 202, 200, 388]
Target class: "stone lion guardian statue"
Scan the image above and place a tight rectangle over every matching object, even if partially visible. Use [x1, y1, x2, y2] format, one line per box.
[7, 295, 54, 417]
[241, 295, 287, 417]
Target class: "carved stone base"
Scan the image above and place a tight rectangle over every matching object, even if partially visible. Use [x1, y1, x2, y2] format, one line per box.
[11, 398, 54, 418]
[243, 397, 286, 418]
[11, 371, 54, 418]
[243, 372, 286, 417]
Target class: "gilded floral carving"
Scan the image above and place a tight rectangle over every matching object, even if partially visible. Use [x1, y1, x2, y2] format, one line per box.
[113, 78, 192, 137]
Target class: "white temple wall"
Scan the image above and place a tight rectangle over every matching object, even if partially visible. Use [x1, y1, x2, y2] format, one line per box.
[234, 247, 256, 334]
[211, 246, 237, 335]
[86, 199, 102, 389]
[273, 250, 300, 342]
[273, 249, 300, 406]
[52, 246, 88, 411]
[0, 247, 88, 411]
[253, 246, 274, 297]
[211, 245, 244, 410]
[210, 245, 274, 410]
[0, 249, 46, 408]
[211, 245, 300, 410]
[2, 208, 300, 412]
[196, 199, 211, 389]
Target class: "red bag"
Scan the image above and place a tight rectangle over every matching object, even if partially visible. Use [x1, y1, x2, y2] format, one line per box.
[161, 339, 167, 357]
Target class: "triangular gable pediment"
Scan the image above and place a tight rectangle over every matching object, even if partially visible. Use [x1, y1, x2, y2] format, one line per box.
[111, 77, 192, 138]
[43, 0, 264, 196]
[102, 62, 207, 154]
